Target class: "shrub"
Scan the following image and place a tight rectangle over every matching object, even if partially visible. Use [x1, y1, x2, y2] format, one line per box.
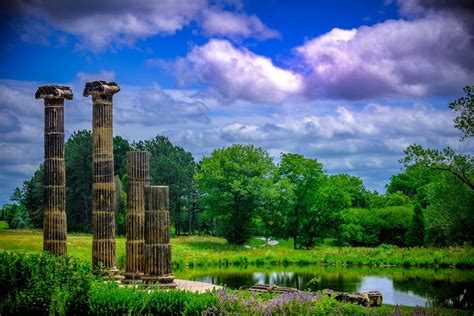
[0, 252, 96, 315]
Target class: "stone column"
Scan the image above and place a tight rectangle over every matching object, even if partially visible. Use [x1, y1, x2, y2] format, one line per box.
[35, 85, 72, 256]
[143, 186, 176, 288]
[124, 151, 150, 283]
[83, 81, 120, 275]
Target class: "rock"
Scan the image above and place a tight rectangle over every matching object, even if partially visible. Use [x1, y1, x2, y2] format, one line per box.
[324, 289, 383, 307]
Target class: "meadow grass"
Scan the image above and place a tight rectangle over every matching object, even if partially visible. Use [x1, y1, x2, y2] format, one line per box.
[0, 229, 473, 269]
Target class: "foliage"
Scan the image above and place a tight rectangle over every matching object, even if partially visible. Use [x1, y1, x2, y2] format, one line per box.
[0, 252, 97, 315]
[424, 173, 474, 246]
[22, 165, 44, 228]
[402, 144, 473, 190]
[339, 206, 412, 247]
[388, 164, 474, 246]
[449, 85, 474, 141]
[88, 282, 217, 315]
[1, 204, 29, 229]
[278, 153, 325, 248]
[408, 204, 425, 247]
[195, 144, 274, 245]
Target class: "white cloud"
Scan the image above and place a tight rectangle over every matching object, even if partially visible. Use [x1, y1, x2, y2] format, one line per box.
[295, 14, 474, 99]
[200, 9, 280, 40]
[187, 39, 304, 103]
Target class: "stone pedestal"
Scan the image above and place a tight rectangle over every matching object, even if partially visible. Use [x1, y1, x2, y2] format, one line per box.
[35, 85, 72, 256]
[143, 186, 176, 288]
[83, 81, 120, 276]
[123, 151, 150, 284]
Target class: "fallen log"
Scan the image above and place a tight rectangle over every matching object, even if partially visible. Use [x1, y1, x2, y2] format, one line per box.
[324, 289, 383, 307]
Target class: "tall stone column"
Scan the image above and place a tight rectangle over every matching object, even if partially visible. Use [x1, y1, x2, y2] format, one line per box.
[83, 81, 120, 275]
[35, 85, 72, 256]
[124, 151, 150, 283]
[143, 186, 176, 288]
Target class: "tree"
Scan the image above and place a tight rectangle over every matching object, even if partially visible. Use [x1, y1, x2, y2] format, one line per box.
[195, 144, 274, 245]
[278, 153, 325, 249]
[65, 130, 93, 231]
[23, 165, 44, 228]
[134, 135, 196, 236]
[449, 85, 474, 141]
[402, 144, 473, 190]
[255, 175, 294, 241]
[408, 204, 425, 247]
[113, 135, 132, 179]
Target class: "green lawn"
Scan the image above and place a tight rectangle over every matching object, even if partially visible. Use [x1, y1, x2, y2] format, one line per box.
[0, 229, 473, 269]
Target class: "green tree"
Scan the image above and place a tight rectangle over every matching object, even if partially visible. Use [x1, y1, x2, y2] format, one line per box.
[449, 85, 474, 141]
[278, 153, 325, 249]
[2, 188, 30, 229]
[195, 144, 274, 245]
[402, 144, 473, 190]
[113, 135, 132, 179]
[408, 204, 425, 247]
[65, 130, 93, 231]
[22, 165, 44, 228]
[134, 135, 196, 236]
[255, 175, 294, 241]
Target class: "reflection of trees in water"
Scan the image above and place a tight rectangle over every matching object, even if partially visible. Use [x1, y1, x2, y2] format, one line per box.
[393, 278, 473, 309]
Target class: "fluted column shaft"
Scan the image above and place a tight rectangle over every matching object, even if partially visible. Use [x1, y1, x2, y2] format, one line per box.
[143, 186, 176, 287]
[36, 85, 72, 256]
[84, 81, 120, 274]
[124, 151, 150, 282]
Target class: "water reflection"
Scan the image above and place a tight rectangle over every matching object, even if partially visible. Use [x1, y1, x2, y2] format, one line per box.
[174, 265, 474, 309]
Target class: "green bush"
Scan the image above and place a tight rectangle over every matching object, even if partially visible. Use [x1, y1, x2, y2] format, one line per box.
[88, 282, 217, 315]
[339, 206, 412, 246]
[0, 252, 96, 315]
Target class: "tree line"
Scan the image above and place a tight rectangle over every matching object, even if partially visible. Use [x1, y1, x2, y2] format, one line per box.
[2, 86, 472, 248]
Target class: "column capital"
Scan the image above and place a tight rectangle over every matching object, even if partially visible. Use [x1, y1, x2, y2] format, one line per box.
[35, 85, 73, 100]
[83, 81, 120, 97]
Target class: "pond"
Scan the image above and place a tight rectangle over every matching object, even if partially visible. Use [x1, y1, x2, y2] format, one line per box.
[174, 265, 474, 309]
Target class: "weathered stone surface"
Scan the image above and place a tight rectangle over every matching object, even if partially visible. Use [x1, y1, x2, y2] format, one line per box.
[84, 81, 121, 276]
[143, 186, 176, 288]
[35, 85, 73, 100]
[123, 151, 150, 284]
[83, 81, 120, 97]
[324, 289, 383, 307]
[36, 85, 72, 256]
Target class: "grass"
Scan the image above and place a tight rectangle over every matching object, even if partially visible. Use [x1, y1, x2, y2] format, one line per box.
[0, 229, 473, 269]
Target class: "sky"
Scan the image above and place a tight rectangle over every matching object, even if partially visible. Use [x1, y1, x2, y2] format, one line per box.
[0, 0, 473, 206]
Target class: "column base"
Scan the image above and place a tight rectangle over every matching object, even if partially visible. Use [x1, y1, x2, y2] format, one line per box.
[142, 275, 177, 289]
[123, 271, 144, 284]
[94, 267, 124, 281]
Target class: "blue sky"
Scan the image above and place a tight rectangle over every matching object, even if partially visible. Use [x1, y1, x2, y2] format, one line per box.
[0, 0, 473, 206]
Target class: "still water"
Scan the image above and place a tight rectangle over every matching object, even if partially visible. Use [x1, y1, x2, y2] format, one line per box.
[174, 265, 474, 309]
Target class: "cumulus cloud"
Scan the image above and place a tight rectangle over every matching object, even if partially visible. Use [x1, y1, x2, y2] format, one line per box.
[187, 39, 304, 103]
[3, 0, 278, 51]
[165, 102, 469, 192]
[200, 9, 280, 40]
[295, 13, 474, 99]
[114, 84, 210, 125]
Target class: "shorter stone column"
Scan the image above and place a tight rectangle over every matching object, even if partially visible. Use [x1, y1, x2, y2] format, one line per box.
[142, 186, 176, 288]
[35, 85, 72, 256]
[123, 151, 150, 283]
